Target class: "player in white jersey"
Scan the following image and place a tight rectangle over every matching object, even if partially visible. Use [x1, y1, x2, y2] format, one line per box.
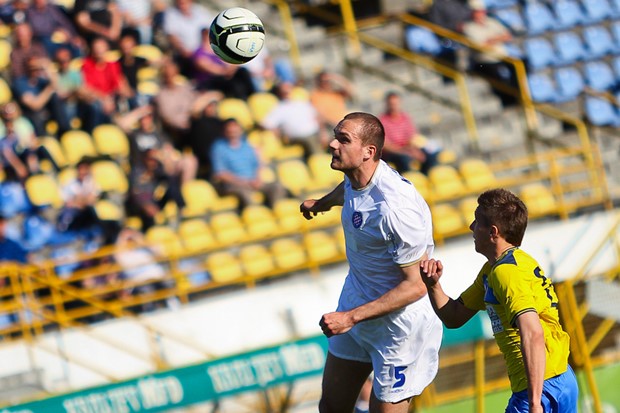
[300, 112, 443, 413]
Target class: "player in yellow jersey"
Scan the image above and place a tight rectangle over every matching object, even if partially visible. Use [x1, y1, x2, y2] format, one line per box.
[420, 188, 578, 413]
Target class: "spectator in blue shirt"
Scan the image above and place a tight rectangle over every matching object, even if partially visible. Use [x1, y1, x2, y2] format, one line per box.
[0, 214, 28, 264]
[210, 118, 288, 210]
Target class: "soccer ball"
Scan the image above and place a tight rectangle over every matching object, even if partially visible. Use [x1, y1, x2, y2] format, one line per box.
[209, 7, 265, 64]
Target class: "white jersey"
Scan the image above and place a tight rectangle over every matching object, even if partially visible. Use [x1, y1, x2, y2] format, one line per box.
[340, 160, 434, 306]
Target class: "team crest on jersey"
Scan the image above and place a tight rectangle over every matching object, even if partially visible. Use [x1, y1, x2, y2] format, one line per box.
[352, 211, 363, 228]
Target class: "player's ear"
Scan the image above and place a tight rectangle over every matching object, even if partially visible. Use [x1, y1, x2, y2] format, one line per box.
[489, 225, 499, 239]
[364, 145, 376, 161]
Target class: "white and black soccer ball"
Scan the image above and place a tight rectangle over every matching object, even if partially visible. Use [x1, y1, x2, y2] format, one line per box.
[209, 7, 265, 64]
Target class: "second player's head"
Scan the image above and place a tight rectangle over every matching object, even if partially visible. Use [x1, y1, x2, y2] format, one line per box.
[474, 188, 528, 246]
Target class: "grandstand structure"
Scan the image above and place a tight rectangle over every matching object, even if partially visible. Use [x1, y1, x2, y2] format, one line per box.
[1, 0, 620, 412]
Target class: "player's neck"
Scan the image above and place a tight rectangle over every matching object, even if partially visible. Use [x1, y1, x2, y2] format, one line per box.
[488, 241, 516, 265]
[347, 161, 379, 190]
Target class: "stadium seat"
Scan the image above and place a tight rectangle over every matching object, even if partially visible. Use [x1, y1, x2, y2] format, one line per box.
[181, 179, 238, 217]
[553, 31, 591, 64]
[24, 174, 63, 208]
[405, 26, 442, 56]
[524, 38, 557, 70]
[553, 0, 587, 29]
[523, 2, 558, 35]
[270, 238, 307, 270]
[205, 251, 244, 284]
[137, 66, 158, 82]
[91, 160, 129, 194]
[584, 96, 620, 126]
[132, 44, 163, 63]
[60, 130, 97, 165]
[137, 80, 160, 97]
[612, 0, 620, 17]
[0, 39, 11, 71]
[57, 167, 76, 187]
[484, 0, 518, 9]
[273, 198, 306, 234]
[145, 225, 184, 257]
[247, 92, 279, 124]
[402, 171, 431, 200]
[308, 153, 343, 188]
[554, 67, 585, 102]
[0, 77, 11, 105]
[92, 124, 130, 159]
[217, 98, 254, 130]
[493, 8, 526, 34]
[241, 205, 278, 241]
[581, 0, 614, 23]
[246, 129, 303, 162]
[178, 218, 218, 253]
[583, 26, 618, 59]
[431, 203, 465, 240]
[519, 183, 559, 217]
[458, 159, 497, 192]
[584, 61, 616, 91]
[239, 244, 275, 278]
[39, 136, 68, 169]
[94, 199, 123, 221]
[428, 165, 466, 200]
[276, 159, 315, 196]
[458, 196, 478, 225]
[527, 72, 558, 103]
[209, 212, 247, 246]
[304, 231, 340, 265]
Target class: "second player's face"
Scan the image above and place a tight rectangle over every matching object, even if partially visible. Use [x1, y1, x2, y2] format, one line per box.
[470, 208, 492, 255]
[329, 119, 366, 171]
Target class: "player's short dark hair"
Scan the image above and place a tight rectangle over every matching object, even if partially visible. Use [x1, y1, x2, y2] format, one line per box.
[476, 188, 528, 246]
[343, 112, 384, 161]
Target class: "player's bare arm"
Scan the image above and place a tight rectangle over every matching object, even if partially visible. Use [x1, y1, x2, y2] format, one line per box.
[300, 181, 344, 220]
[516, 311, 546, 413]
[420, 259, 478, 329]
[319, 261, 427, 337]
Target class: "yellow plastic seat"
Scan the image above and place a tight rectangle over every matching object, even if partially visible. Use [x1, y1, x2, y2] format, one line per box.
[217, 98, 254, 130]
[428, 165, 466, 201]
[205, 251, 244, 283]
[209, 212, 247, 246]
[92, 124, 130, 159]
[308, 153, 343, 188]
[25, 174, 63, 208]
[402, 171, 431, 200]
[0, 24, 11, 39]
[304, 230, 340, 264]
[137, 80, 160, 96]
[305, 191, 342, 228]
[270, 238, 307, 270]
[40, 136, 68, 169]
[94, 199, 123, 221]
[239, 244, 275, 278]
[0, 39, 11, 71]
[145, 225, 184, 257]
[132, 44, 163, 63]
[273, 198, 305, 234]
[91, 160, 129, 194]
[69, 57, 83, 71]
[432, 203, 466, 240]
[520, 183, 558, 218]
[137, 66, 159, 82]
[247, 92, 279, 124]
[178, 219, 218, 253]
[459, 158, 496, 193]
[0, 77, 12, 105]
[181, 179, 238, 217]
[241, 205, 278, 241]
[290, 86, 310, 101]
[458, 196, 478, 226]
[104, 49, 121, 62]
[60, 130, 97, 165]
[276, 159, 315, 196]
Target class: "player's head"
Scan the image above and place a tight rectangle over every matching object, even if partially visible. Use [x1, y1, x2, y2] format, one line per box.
[472, 188, 528, 247]
[329, 112, 384, 171]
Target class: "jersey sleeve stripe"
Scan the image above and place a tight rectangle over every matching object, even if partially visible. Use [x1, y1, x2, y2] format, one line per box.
[510, 308, 536, 327]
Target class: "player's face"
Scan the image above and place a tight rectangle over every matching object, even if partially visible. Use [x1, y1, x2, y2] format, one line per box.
[470, 208, 492, 255]
[329, 119, 366, 171]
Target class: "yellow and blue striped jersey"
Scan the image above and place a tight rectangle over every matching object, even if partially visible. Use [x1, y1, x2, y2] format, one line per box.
[459, 247, 571, 392]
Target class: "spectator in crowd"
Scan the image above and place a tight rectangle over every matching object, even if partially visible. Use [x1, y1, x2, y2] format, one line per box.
[261, 81, 327, 161]
[0, 214, 27, 263]
[26, 0, 83, 57]
[428, 0, 472, 33]
[153, 59, 197, 147]
[379, 91, 439, 175]
[187, 91, 224, 178]
[163, 0, 212, 75]
[81, 37, 134, 131]
[54, 46, 86, 124]
[192, 28, 255, 100]
[242, 45, 297, 93]
[13, 55, 71, 137]
[116, 103, 197, 182]
[74, 0, 122, 44]
[211, 118, 288, 211]
[0, 101, 58, 177]
[10, 22, 48, 79]
[0, 0, 17, 25]
[117, 0, 159, 44]
[57, 157, 102, 235]
[117, 30, 148, 94]
[127, 147, 185, 231]
[3, 0, 28, 25]
[462, 0, 517, 105]
[310, 70, 355, 129]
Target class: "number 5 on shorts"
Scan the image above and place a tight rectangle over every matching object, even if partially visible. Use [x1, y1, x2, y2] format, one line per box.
[393, 366, 407, 388]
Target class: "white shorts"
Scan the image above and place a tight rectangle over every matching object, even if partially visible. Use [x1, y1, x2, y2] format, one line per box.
[328, 296, 443, 403]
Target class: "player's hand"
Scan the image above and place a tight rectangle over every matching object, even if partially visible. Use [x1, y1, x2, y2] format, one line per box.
[319, 311, 354, 337]
[300, 199, 321, 220]
[529, 403, 544, 413]
[420, 259, 443, 287]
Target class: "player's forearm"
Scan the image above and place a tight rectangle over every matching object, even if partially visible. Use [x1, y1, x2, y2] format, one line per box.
[427, 284, 469, 328]
[317, 181, 344, 210]
[520, 323, 546, 408]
